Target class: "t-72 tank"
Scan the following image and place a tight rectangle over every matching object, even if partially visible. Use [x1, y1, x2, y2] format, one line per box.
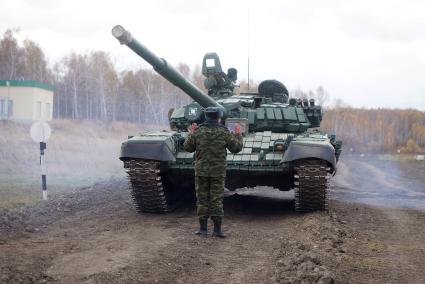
[112, 25, 342, 213]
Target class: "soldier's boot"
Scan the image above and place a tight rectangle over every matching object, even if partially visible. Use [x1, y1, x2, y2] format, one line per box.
[212, 217, 226, 238]
[195, 217, 208, 237]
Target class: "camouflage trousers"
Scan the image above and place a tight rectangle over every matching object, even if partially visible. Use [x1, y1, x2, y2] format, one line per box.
[195, 176, 225, 218]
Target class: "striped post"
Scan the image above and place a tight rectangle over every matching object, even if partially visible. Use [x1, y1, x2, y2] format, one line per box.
[40, 142, 47, 200]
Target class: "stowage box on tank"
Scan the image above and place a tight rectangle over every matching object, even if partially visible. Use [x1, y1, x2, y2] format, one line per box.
[112, 25, 342, 213]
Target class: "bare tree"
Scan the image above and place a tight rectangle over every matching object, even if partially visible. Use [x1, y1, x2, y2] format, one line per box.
[22, 39, 50, 82]
[0, 29, 22, 80]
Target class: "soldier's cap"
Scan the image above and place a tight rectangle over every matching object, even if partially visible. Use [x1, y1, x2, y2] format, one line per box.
[204, 107, 223, 120]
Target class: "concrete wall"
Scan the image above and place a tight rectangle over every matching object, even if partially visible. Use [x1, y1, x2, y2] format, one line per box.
[32, 88, 54, 121]
[0, 86, 54, 121]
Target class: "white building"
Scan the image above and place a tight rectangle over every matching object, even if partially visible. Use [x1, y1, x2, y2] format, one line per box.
[0, 80, 54, 121]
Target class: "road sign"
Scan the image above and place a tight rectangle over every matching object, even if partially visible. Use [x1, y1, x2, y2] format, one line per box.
[30, 121, 51, 143]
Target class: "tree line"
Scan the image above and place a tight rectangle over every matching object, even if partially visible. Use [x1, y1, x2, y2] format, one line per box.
[1, 29, 424, 153]
[321, 107, 425, 154]
[0, 29, 196, 124]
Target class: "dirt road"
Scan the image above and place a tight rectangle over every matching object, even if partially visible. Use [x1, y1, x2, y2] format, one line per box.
[1, 177, 424, 283]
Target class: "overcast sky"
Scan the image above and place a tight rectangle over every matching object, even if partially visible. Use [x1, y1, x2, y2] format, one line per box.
[1, 0, 425, 109]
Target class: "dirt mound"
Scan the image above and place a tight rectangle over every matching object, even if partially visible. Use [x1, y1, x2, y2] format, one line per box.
[272, 211, 348, 284]
[0, 178, 129, 241]
[275, 252, 334, 284]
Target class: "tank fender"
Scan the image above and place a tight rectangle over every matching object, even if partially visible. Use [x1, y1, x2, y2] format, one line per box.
[280, 141, 336, 170]
[119, 134, 176, 162]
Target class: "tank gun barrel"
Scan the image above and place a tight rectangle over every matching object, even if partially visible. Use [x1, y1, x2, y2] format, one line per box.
[112, 25, 222, 109]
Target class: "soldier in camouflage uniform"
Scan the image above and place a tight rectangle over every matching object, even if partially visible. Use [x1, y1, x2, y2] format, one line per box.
[183, 107, 243, 238]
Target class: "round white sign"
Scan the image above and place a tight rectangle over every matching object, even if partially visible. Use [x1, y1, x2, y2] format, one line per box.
[30, 121, 52, 142]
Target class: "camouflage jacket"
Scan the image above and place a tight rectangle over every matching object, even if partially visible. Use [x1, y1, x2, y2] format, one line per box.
[183, 122, 243, 177]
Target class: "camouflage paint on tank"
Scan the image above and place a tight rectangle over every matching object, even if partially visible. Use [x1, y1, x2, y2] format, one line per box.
[113, 25, 343, 213]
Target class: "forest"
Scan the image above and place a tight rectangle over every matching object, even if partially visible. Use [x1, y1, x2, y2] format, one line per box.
[1, 29, 424, 154]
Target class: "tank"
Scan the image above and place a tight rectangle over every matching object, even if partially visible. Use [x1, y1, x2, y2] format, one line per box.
[112, 25, 342, 213]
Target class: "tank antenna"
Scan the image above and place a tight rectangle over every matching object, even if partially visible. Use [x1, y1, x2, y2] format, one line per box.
[247, 8, 250, 91]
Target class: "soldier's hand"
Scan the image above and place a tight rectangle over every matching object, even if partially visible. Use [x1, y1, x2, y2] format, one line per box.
[233, 123, 241, 135]
[188, 123, 198, 134]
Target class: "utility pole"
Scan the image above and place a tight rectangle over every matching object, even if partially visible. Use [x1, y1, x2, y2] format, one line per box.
[247, 9, 250, 91]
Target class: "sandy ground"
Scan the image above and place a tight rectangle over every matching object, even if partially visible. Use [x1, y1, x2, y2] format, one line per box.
[1, 174, 424, 283]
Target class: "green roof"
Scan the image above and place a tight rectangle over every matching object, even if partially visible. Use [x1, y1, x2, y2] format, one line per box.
[0, 80, 54, 92]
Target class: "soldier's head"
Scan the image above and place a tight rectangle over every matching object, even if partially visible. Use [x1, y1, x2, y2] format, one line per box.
[204, 107, 223, 122]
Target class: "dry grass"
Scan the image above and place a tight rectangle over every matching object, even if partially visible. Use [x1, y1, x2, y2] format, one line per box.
[0, 119, 157, 209]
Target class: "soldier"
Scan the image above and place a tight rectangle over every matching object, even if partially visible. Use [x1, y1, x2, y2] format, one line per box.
[183, 107, 243, 238]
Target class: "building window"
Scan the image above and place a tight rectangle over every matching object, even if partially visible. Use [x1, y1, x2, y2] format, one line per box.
[0, 98, 13, 119]
[45, 103, 51, 119]
[36, 101, 42, 119]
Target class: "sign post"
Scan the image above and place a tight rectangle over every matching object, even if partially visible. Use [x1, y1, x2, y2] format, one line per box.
[30, 121, 51, 201]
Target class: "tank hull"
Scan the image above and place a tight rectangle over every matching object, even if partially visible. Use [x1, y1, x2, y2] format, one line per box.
[163, 163, 294, 191]
[121, 131, 340, 213]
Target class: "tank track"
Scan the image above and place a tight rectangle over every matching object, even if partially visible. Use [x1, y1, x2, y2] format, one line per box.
[125, 159, 170, 213]
[294, 160, 330, 212]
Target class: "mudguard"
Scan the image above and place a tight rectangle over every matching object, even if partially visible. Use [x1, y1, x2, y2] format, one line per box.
[281, 140, 336, 170]
[119, 132, 176, 162]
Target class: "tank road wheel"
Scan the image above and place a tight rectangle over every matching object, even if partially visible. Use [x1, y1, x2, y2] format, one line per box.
[125, 159, 171, 213]
[294, 160, 330, 212]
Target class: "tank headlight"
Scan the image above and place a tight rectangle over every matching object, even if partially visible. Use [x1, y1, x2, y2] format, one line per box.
[276, 144, 285, 151]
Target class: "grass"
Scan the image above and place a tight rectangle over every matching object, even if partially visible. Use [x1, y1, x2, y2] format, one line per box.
[0, 173, 112, 210]
[0, 119, 149, 210]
